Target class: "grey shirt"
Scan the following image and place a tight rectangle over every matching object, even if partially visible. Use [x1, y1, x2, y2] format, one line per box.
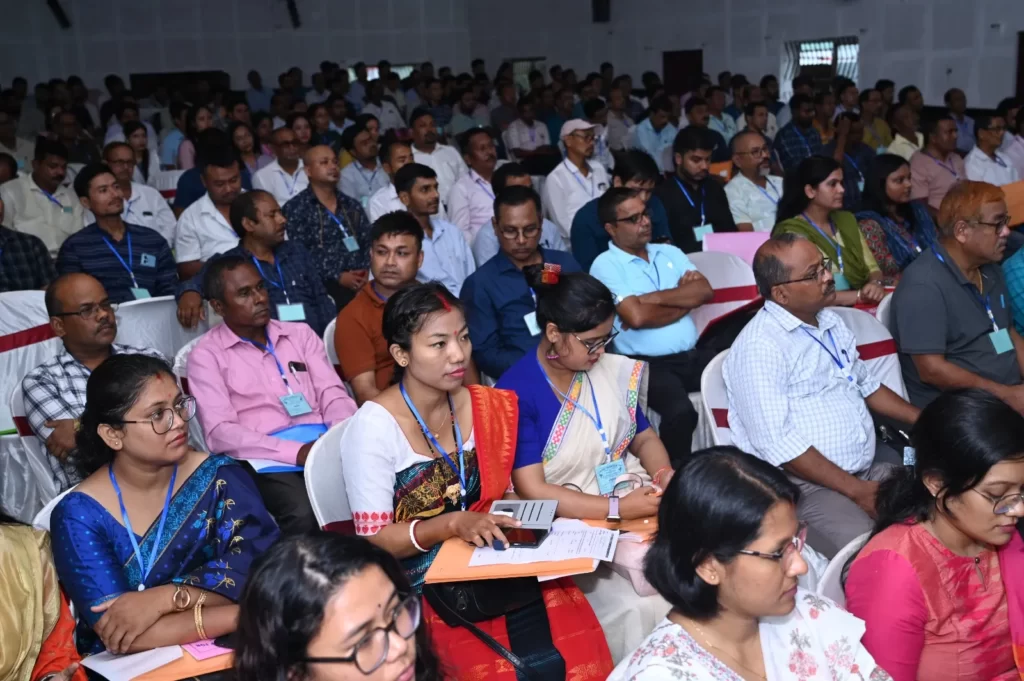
[892, 242, 1021, 408]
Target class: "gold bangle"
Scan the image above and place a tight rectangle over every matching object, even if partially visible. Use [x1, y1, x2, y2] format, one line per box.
[193, 591, 208, 640]
[172, 584, 192, 612]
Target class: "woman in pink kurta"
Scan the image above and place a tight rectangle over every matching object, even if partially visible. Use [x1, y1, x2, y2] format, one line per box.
[845, 388, 1024, 681]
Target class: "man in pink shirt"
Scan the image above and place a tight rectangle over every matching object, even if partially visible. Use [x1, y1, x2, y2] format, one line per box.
[187, 255, 356, 534]
[909, 114, 965, 220]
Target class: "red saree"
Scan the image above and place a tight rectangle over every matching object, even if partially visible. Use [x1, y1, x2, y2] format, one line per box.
[423, 385, 614, 681]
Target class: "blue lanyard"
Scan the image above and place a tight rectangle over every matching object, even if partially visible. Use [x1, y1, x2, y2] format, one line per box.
[277, 169, 300, 197]
[793, 127, 812, 155]
[102, 231, 137, 288]
[324, 208, 352, 237]
[355, 163, 379, 189]
[801, 213, 843, 273]
[674, 177, 705, 225]
[399, 384, 467, 510]
[926, 153, 960, 179]
[123, 195, 140, 219]
[38, 188, 65, 210]
[934, 250, 998, 331]
[109, 464, 178, 590]
[992, 153, 1008, 169]
[474, 177, 495, 200]
[801, 328, 851, 380]
[844, 154, 862, 178]
[564, 160, 595, 197]
[242, 338, 294, 393]
[251, 256, 290, 304]
[536, 354, 611, 460]
[370, 281, 388, 302]
[883, 217, 921, 254]
[756, 178, 780, 204]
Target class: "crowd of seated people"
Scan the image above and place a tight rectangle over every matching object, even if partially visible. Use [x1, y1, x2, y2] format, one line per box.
[7, 59, 1024, 681]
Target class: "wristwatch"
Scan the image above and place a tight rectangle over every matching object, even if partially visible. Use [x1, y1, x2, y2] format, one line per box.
[606, 495, 621, 522]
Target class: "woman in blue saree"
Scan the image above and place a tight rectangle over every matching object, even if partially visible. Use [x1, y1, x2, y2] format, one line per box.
[50, 354, 280, 655]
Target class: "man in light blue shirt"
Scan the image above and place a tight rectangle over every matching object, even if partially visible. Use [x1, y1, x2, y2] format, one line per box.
[395, 162, 475, 297]
[590, 186, 714, 463]
[706, 86, 738, 144]
[945, 88, 976, 154]
[633, 96, 678, 173]
[245, 70, 273, 114]
[159, 102, 187, 168]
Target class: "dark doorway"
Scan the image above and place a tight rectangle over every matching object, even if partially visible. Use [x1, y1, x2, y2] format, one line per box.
[1017, 32, 1024, 100]
[663, 50, 703, 96]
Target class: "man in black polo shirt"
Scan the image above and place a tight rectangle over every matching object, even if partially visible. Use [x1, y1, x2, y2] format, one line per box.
[891, 180, 1024, 410]
[653, 126, 737, 254]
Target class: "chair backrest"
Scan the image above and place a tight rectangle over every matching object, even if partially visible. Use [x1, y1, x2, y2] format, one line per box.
[305, 419, 354, 533]
[709, 160, 733, 181]
[0, 291, 60, 435]
[32, 486, 75, 532]
[501, 129, 518, 161]
[816, 531, 871, 607]
[828, 306, 907, 398]
[116, 296, 209, 362]
[171, 335, 210, 451]
[701, 231, 771, 267]
[875, 291, 894, 332]
[152, 169, 185, 200]
[686, 251, 760, 338]
[699, 350, 732, 446]
[323, 317, 342, 378]
[10, 382, 63, 507]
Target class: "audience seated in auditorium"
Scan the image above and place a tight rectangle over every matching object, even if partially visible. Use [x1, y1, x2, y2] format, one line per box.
[824, 112, 875, 210]
[0, 108, 35, 170]
[859, 88, 893, 152]
[187, 257, 356, 534]
[50, 354, 279, 655]
[633, 96, 677, 174]
[408, 108, 465, 206]
[997, 98, 1022, 153]
[545, 87, 575, 146]
[773, 156, 887, 305]
[23, 274, 165, 487]
[368, 136, 427, 222]
[945, 87, 975, 153]
[338, 282, 614, 679]
[847, 389, 1024, 681]
[543, 119, 611, 239]
[173, 148, 244, 278]
[307, 102, 342, 155]
[176, 105, 215, 171]
[654, 127, 737, 252]
[338, 118, 388, 207]
[0, 139, 81, 256]
[171, 130, 254, 215]
[490, 81, 519, 131]
[282, 145, 372, 310]
[449, 87, 489, 136]
[158, 102, 187, 169]
[396, 163, 475, 296]
[590, 187, 717, 465]
[573, 150, 671, 270]
[122, 121, 158, 186]
[1001, 109, 1024, 179]
[724, 129, 784, 233]
[447, 128, 502, 245]
[887, 104, 924, 162]
[773, 93, 823, 173]
[965, 114, 1020, 187]
[910, 115, 965, 219]
[252, 126, 309, 207]
[228, 121, 272, 177]
[234, 533, 439, 681]
[738, 99, 774, 143]
[723, 234, 920, 557]
[497, 267, 672, 661]
[812, 91, 837, 145]
[92, 142, 175, 243]
[472, 162, 568, 265]
[0, 205, 56, 292]
[681, 97, 730, 163]
[462, 187, 580, 379]
[177, 191, 334, 336]
[605, 87, 635, 152]
[706, 87, 737, 144]
[505, 95, 560, 173]
[892, 181, 1024, 411]
[614, 447, 890, 681]
[55, 109, 100, 167]
[361, 79, 405, 135]
[102, 100, 157, 154]
[335, 212, 423, 404]
[855, 154, 938, 282]
[287, 112, 313, 154]
[58, 164, 176, 303]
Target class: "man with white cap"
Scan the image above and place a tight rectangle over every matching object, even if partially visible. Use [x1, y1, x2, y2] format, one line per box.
[542, 119, 611, 239]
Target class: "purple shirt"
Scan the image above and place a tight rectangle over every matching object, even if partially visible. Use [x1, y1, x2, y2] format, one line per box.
[187, 319, 356, 464]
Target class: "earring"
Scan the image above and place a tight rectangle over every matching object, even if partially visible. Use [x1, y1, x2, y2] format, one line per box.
[113, 440, 121, 447]
[399, 360, 408, 367]
[545, 349, 560, 360]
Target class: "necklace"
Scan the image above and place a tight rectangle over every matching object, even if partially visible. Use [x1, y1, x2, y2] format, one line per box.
[428, 409, 451, 438]
[686, 619, 767, 681]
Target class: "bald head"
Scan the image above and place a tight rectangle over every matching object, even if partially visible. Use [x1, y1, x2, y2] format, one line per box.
[752, 234, 811, 299]
[45, 273, 118, 350]
[46, 273, 105, 316]
[753, 234, 836, 315]
[304, 144, 340, 186]
[272, 125, 301, 164]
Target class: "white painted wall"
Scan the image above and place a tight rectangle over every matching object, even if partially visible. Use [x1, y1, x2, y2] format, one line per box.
[467, 0, 1024, 107]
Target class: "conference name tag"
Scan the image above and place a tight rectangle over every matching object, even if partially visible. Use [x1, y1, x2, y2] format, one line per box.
[62, 205, 73, 214]
[524, 311, 541, 336]
[693, 225, 714, 242]
[280, 393, 313, 417]
[139, 253, 157, 268]
[833, 272, 851, 291]
[595, 459, 627, 496]
[990, 327, 1013, 354]
[278, 303, 306, 322]
[857, 179, 865, 193]
[342, 235, 359, 252]
[130, 287, 151, 300]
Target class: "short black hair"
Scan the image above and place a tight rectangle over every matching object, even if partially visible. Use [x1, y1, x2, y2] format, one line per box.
[597, 186, 640, 226]
[752, 232, 804, 298]
[378, 133, 411, 165]
[408, 107, 433, 127]
[706, 85, 725, 99]
[836, 111, 860, 125]
[997, 97, 1020, 118]
[340, 119, 371, 152]
[457, 127, 493, 155]
[898, 85, 920, 104]
[943, 88, 962, 104]
[229, 190, 274, 238]
[672, 126, 715, 157]
[202, 254, 253, 302]
[684, 96, 707, 115]
[369, 210, 424, 250]
[789, 92, 813, 110]
[975, 113, 1006, 138]
[394, 162, 437, 195]
[759, 74, 778, 88]
[34, 137, 69, 162]
[875, 79, 895, 91]
[491, 162, 530, 194]
[73, 162, 115, 198]
[611, 149, 660, 184]
[493, 185, 541, 220]
[835, 79, 857, 98]
[199, 144, 240, 175]
[471, 58, 484, 68]
[922, 113, 955, 138]
[285, 111, 309, 130]
[813, 90, 833, 106]
[524, 265, 615, 335]
[0, 152, 18, 179]
[858, 88, 878, 105]
[743, 100, 768, 118]
[791, 75, 814, 91]
[648, 95, 672, 115]
[114, 99, 139, 120]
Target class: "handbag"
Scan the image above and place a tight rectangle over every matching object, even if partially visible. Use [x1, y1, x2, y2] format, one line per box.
[424, 578, 546, 681]
[609, 536, 659, 597]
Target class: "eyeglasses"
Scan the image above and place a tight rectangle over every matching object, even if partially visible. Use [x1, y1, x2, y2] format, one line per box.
[498, 225, 541, 240]
[614, 210, 650, 226]
[573, 330, 619, 354]
[54, 301, 118, 320]
[971, 488, 1024, 515]
[775, 258, 833, 286]
[737, 524, 808, 564]
[971, 216, 1011, 231]
[735, 146, 770, 157]
[570, 132, 596, 142]
[301, 595, 421, 675]
[982, 126, 1007, 134]
[121, 396, 197, 435]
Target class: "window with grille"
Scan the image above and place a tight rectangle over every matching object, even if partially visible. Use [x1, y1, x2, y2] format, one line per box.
[780, 37, 859, 102]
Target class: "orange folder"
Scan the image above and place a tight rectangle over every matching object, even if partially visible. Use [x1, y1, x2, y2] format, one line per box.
[1004, 180, 1024, 227]
[709, 161, 733, 180]
[424, 538, 598, 584]
[133, 651, 234, 681]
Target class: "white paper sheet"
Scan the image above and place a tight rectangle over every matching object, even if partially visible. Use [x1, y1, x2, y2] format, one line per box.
[80, 645, 183, 680]
[469, 520, 618, 567]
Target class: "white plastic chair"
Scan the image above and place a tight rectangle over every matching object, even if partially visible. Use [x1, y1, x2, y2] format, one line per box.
[9, 383, 63, 509]
[323, 318, 340, 376]
[172, 337, 209, 452]
[116, 295, 209, 362]
[701, 232, 771, 267]
[304, 419, 353, 532]
[32, 486, 75, 532]
[828, 306, 907, 398]
[152, 169, 185, 202]
[874, 291, 894, 332]
[816, 531, 871, 608]
[699, 350, 732, 446]
[685, 251, 760, 339]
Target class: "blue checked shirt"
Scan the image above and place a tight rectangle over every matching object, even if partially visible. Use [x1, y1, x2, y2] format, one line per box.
[281, 186, 371, 282]
[1003, 248, 1024, 336]
[773, 123, 824, 173]
[0, 226, 56, 292]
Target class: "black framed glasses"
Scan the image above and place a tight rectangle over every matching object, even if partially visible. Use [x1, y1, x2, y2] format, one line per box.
[573, 330, 619, 355]
[737, 523, 807, 564]
[54, 300, 118, 320]
[570, 131, 596, 142]
[971, 216, 1011, 231]
[614, 210, 650, 226]
[121, 396, 197, 435]
[301, 595, 421, 675]
[498, 225, 541, 240]
[971, 489, 1024, 515]
[735, 145, 770, 157]
[776, 258, 833, 286]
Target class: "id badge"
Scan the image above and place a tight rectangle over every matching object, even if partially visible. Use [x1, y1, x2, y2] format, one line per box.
[278, 303, 306, 321]
[280, 393, 313, 416]
[62, 205, 73, 214]
[361, 196, 369, 209]
[130, 287, 151, 299]
[595, 459, 627, 496]
[693, 224, 714, 242]
[139, 253, 156, 267]
[857, 179, 865, 193]
[833, 272, 851, 291]
[990, 327, 1013, 354]
[342, 235, 359, 252]
[524, 311, 541, 336]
